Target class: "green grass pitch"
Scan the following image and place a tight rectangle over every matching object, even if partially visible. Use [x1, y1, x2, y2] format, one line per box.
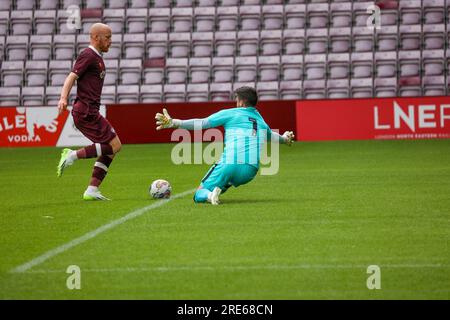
[0, 140, 449, 299]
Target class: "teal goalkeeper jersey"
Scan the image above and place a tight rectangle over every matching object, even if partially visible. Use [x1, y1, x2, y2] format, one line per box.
[205, 107, 274, 169]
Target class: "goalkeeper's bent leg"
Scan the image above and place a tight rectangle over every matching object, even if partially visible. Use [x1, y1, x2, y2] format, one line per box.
[194, 188, 210, 203]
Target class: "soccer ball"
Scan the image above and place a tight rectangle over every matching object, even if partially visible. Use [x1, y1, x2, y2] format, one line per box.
[149, 179, 172, 199]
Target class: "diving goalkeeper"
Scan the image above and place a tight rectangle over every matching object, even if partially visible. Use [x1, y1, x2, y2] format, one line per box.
[155, 86, 295, 205]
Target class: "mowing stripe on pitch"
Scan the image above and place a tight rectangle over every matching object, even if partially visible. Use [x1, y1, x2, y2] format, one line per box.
[9, 189, 196, 274]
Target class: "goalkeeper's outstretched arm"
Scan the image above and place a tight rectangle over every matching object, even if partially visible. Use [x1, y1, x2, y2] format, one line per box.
[270, 130, 295, 146]
[155, 108, 214, 131]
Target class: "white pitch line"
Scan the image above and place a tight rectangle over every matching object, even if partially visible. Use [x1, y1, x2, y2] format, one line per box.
[9, 189, 196, 274]
[22, 263, 450, 274]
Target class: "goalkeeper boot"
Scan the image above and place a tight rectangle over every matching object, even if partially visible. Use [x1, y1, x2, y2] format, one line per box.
[209, 187, 222, 205]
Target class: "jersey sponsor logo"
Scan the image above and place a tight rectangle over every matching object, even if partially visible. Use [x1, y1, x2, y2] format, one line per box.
[99, 62, 106, 79]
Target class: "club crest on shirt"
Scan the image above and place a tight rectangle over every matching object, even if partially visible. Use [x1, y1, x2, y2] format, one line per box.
[99, 62, 106, 79]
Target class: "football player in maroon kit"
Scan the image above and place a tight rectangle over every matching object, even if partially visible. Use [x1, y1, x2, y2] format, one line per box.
[57, 23, 121, 201]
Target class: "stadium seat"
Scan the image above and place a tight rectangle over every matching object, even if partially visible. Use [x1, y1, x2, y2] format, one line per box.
[86, 0, 105, 9]
[194, 7, 216, 32]
[57, 9, 78, 34]
[379, 0, 399, 26]
[257, 81, 279, 101]
[125, 8, 148, 34]
[49, 60, 72, 86]
[353, 1, 372, 27]
[400, 25, 422, 51]
[423, 24, 445, 50]
[30, 35, 52, 60]
[214, 31, 236, 57]
[192, 32, 214, 57]
[242, 0, 260, 5]
[328, 53, 350, 79]
[281, 55, 303, 81]
[143, 58, 165, 85]
[104, 59, 119, 85]
[62, 0, 82, 9]
[117, 85, 140, 103]
[260, 30, 282, 56]
[258, 55, 280, 82]
[352, 26, 375, 52]
[39, 0, 58, 10]
[186, 83, 209, 102]
[108, 0, 128, 9]
[351, 52, 374, 79]
[6, 36, 28, 61]
[104, 34, 122, 59]
[237, 31, 259, 56]
[174, 0, 194, 7]
[304, 54, 326, 80]
[375, 51, 397, 78]
[423, 76, 446, 96]
[210, 83, 232, 101]
[10, 10, 33, 35]
[146, 33, 168, 59]
[0, 11, 9, 36]
[76, 34, 90, 54]
[1, 61, 24, 87]
[374, 77, 397, 97]
[0, 87, 21, 106]
[283, 29, 305, 55]
[285, 4, 306, 29]
[34, 10, 56, 35]
[280, 81, 302, 100]
[233, 81, 256, 92]
[140, 85, 163, 103]
[221, 0, 239, 6]
[398, 76, 422, 97]
[25, 60, 48, 87]
[217, 6, 238, 31]
[149, 8, 170, 33]
[153, 0, 171, 7]
[262, 5, 283, 30]
[119, 59, 142, 85]
[212, 57, 234, 83]
[329, 27, 351, 53]
[53, 35, 76, 60]
[123, 33, 145, 59]
[164, 84, 186, 102]
[103, 9, 125, 34]
[239, 5, 261, 31]
[400, 0, 422, 25]
[327, 79, 350, 99]
[0, 36, 4, 61]
[303, 79, 326, 99]
[189, 57, 211, 84]
[166, 58, 188, 84]
[307, 3, 328, 29]
[399, 50, 421, 77]
[169, 32, 191, 58]
[80, 9, 103, 34]
[330, 2, 352, 28]
[0, 0, 11, 10]
[45, 86, 73, 106]
[351, 77, 373, 98]
[101, 85, 116, 104]
[198, 0, 217, 6]
[22, 87, 45, 106]
[171, 8, 193, 33]
[376, 25, 398, 51]
[235, 56, 257, 82]
[424, 0, 445, 24]
[423, 49, 445, 76]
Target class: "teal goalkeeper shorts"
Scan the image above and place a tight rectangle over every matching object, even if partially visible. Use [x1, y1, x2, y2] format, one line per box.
[200, 162, 258, 192]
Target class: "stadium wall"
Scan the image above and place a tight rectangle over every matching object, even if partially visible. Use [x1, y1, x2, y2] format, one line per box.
[1, 97, 450, 147]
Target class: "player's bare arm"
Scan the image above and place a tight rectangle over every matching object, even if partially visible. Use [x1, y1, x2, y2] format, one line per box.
[58, 72, 78, 115]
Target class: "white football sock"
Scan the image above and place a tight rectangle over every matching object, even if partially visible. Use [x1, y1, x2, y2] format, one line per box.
[68, 150, 78, 162]
[86, 186, 99, 193]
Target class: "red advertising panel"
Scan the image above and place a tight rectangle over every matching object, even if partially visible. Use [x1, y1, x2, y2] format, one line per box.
[296, 96, 450, 141]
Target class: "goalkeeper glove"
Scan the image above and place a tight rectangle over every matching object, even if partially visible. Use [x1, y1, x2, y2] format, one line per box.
[155, 108, 181, 130]
[282, 131, 295, 146]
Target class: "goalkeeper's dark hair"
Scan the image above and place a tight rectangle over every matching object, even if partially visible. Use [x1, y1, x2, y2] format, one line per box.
[234, 86, 258, 107]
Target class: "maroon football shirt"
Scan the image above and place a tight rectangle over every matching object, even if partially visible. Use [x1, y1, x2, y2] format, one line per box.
[72, 47, 106, 116]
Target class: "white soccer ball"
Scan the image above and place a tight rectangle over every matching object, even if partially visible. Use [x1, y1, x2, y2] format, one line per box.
[149, 179, 172, 199]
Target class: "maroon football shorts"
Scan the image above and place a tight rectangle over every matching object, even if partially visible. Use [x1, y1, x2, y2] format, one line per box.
[72, 110, 117, 144]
